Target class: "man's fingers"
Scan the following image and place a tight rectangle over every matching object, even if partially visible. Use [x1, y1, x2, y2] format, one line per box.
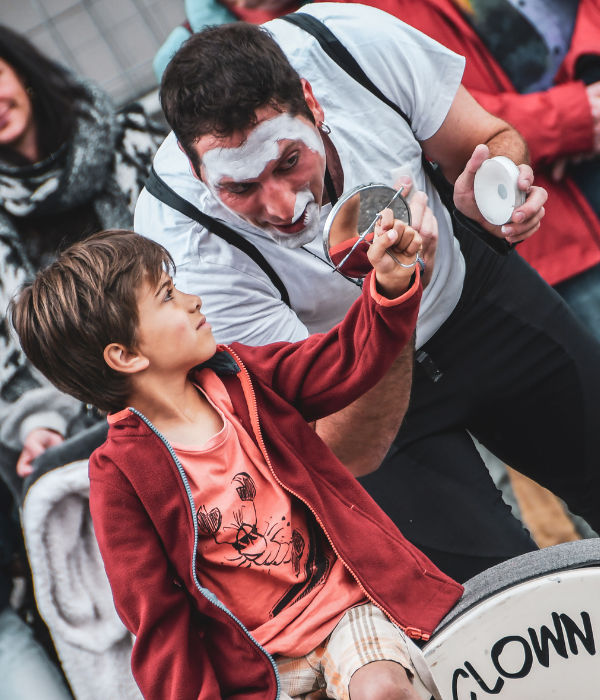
[464, 144, 490, 181]
[507, 185, 547, 228]
[503, 206, 545, 243]
[407, 191, 428, 230]
[505, 219, 542, 244]
[420, 207, 437, 241]
[392, 173, 414, 197]
[516, 163, 534, 191]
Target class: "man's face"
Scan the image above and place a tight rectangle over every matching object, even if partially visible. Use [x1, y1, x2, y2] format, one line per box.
[192, 106, 327, 248]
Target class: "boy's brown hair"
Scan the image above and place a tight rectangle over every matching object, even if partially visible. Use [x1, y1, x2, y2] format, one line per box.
[10, 230, 174, 413]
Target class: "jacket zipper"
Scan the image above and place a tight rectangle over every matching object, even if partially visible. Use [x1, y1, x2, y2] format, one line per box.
[128, 407, 282, 699]
[224, 346, 430, 642]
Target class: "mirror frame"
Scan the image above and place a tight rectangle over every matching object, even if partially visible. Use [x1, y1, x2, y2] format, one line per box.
[322, 183, 411, 269]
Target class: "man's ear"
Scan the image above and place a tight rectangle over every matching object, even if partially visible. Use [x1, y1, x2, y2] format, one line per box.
[301, 79, 325, 126]
[103, 343, 150, 375]
[177, 140, 202, 181]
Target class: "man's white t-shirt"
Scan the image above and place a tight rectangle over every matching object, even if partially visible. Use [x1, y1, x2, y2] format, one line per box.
[134, 3, 466, 348]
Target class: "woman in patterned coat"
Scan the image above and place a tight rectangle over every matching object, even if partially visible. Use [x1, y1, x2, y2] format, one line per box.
[0, 25, 165, 489]
[0, 26, 165, 697]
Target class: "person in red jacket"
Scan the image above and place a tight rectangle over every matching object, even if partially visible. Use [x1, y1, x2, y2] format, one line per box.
[10, 225, 463, 700]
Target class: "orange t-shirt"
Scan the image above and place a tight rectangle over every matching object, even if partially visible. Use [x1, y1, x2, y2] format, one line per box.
[172, 369, 366, 657]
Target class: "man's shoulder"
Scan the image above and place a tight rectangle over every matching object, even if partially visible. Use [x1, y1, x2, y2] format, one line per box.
[133, 131, 214, 243]
[265, 2, 412, 51]
[267, 2, 395, 29]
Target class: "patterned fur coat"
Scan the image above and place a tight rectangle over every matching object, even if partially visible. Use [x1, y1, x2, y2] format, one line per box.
[0, 79, 165, 485]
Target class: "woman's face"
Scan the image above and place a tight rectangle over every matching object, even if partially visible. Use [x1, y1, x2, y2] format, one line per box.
[0, 58, 37, 159]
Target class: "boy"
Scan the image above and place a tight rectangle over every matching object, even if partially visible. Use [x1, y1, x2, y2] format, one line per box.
[11, 215, 462, 700]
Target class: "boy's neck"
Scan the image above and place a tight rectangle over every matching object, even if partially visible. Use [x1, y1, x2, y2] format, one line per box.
[128, 373, 223, 447]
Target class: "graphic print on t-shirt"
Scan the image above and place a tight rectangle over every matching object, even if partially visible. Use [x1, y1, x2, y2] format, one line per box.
[196, 472, 332, 617]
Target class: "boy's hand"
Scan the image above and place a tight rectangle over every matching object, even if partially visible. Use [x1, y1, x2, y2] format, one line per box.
[367, 208, 422, 298]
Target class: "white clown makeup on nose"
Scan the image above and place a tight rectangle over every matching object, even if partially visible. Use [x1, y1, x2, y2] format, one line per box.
[201, 113, 326, 247]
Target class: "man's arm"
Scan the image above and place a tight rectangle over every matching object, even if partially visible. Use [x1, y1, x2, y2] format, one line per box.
[423, 85, 548, 245]
[314, 340, 414, 476]
[315, 188, 437, 477]
[423, 85, 528, 182]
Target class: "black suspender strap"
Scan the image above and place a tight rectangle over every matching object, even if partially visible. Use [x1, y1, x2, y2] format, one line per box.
[280, 12, 453, 201]
[280, 12, 451, 205]
[144, 167, 291, 307]
[281, 12, 511, 254]
[323, 166, 338, 206]
[281, 12, 412, 130]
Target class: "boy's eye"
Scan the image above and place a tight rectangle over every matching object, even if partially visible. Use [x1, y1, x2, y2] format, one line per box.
[163, 286, 174, 301]
[278, 152, 299, 172]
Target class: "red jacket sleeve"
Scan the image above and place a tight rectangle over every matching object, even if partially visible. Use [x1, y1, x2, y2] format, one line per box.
[557, 0, 600, 81]
[89, 460, 221, 700]
[231, 270, 421, 422]
[468, 82, 594, 164]
[341, 0, 596, 164]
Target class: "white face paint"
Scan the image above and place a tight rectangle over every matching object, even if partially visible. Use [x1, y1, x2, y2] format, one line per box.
[262, 194, 322, 248]
[214, 186, 321, 248]
[202, 112, 324, 189]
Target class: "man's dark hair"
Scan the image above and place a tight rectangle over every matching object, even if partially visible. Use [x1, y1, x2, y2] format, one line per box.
[10, 230, 174, 414]
[160, 22, 314, 173]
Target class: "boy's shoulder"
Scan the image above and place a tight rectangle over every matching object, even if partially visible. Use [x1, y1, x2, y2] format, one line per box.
[90, 410, 158, 475]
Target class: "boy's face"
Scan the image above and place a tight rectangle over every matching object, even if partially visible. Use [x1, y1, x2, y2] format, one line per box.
[134, 272, 217, 374]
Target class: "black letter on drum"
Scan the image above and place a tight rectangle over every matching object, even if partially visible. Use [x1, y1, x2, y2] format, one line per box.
[451, 610, 596, 698]
[491, 636, 533, 678]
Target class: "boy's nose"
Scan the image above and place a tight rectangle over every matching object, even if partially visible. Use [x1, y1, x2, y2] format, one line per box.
[187, 293, 202, 311]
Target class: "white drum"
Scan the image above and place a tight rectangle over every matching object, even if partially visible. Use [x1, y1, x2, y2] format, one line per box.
[419, 540, 600, 699]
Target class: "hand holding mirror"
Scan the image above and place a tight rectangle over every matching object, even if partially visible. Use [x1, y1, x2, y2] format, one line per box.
[323, 183, 420, 278]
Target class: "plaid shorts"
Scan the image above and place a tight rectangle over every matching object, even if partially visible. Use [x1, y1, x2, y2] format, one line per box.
[275, 602, 438, 700]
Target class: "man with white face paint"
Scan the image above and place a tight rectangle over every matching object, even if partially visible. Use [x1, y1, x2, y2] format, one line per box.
[201, 112, 326, 248]
[135, 4, 600, 587]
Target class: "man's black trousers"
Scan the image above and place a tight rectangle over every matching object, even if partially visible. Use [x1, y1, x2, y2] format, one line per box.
[359, 226, 600, 583]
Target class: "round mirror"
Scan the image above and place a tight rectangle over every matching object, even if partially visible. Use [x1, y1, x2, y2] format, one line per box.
[323, 183, 411, 278]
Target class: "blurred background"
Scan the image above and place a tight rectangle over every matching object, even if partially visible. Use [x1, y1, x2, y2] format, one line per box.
[3, 0, 184, 109]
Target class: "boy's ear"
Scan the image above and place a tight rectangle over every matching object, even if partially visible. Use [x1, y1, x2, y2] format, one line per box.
[103, 343, 149, 375]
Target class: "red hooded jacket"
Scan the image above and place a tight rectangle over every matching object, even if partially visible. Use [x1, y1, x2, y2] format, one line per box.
[89, 271, 462, 700]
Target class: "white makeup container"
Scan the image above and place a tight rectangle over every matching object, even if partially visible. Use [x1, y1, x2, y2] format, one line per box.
[474, 156, 526, 226]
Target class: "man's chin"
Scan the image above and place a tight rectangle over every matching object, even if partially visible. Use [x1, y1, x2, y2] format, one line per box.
[263, 203, 321, 249]
[264, 225, 319, 249]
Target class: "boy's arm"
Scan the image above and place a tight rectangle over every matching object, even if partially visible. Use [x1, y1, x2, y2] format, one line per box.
[232, 216, 422, 424]
[89, 465, 222, 700]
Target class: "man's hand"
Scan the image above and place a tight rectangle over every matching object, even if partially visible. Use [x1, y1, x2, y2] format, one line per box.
[394, 176, 438, 288]
[368, 209, 422, 297]
[454, 144, 547, 244]
[16, 428, 64, 478]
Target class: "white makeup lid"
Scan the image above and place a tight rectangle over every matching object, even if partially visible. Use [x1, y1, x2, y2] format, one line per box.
[474, 156, 526, 226]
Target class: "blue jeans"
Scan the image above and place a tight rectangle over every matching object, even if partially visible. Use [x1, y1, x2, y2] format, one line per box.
[0, 607, 70, 700]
